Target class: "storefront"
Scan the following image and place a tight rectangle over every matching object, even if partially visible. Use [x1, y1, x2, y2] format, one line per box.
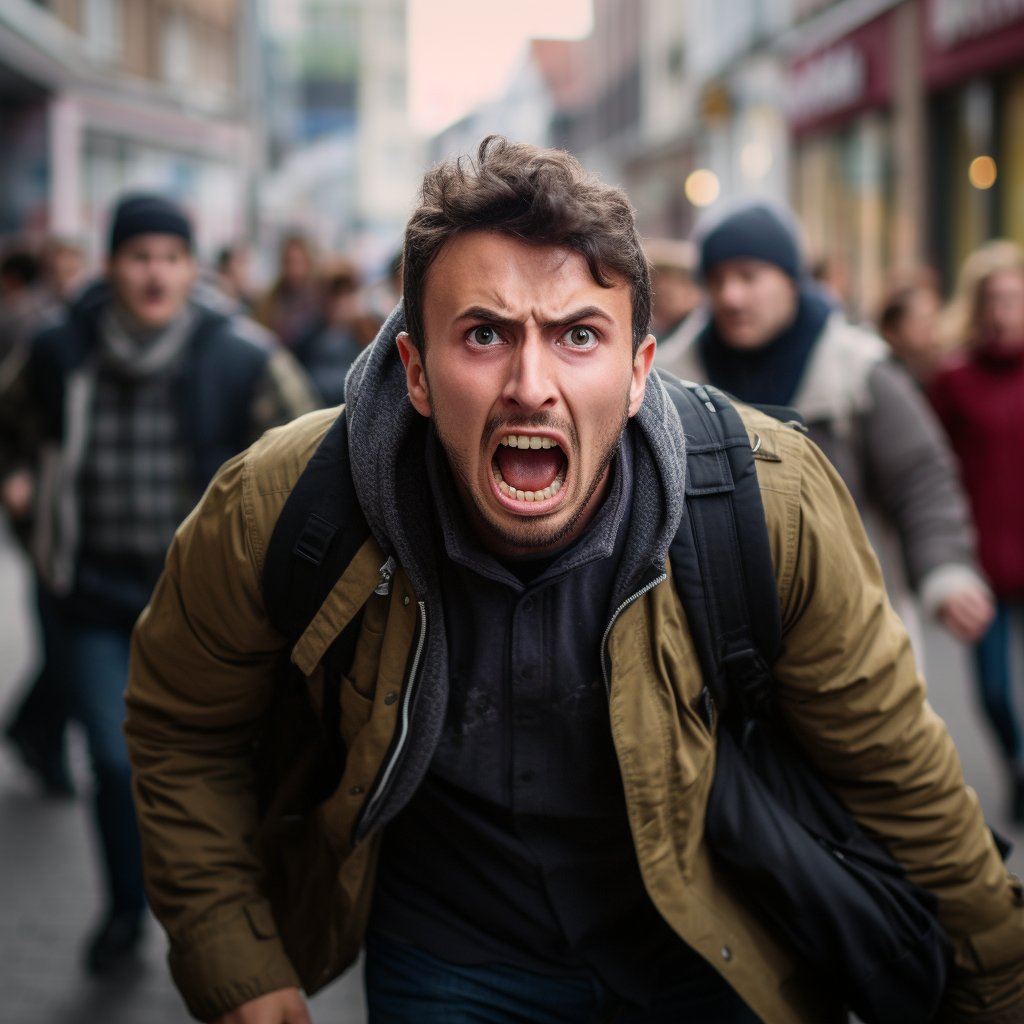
[926, 0, 1024, 285]
[786, 0, 1024, 320]
[787, 8, 896, 321]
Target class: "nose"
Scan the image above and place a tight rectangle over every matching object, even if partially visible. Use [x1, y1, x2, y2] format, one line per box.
[502, 331, 558, 414]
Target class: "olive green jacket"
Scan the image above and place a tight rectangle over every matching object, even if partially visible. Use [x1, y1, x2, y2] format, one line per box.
[125, 404, 1024, 1023]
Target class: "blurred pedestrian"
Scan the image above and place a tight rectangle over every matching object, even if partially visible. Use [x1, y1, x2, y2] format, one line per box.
[255, 233, 321, 349]
[214, 242, 254, 313]
[662, 203, 993, 657]
[0, 250, 46, 363]
[810, 254, 851, 313]
[18, 193, 316, 975]
[195, 243, 278, 351]
[294, 259, 381, 406]
[644, 239, 701, 348]
[1, 246, 72, 797]
[41, 236, 86, 307]
[929, 240, 1024, 821]
[878, 271, 943, 385]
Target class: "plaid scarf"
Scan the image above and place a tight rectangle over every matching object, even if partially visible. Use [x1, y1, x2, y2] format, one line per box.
[79, 304, 195, 563]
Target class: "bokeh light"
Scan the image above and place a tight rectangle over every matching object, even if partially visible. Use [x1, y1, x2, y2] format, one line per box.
[968, 155, 997, 190]
[685, 168, 721, 206]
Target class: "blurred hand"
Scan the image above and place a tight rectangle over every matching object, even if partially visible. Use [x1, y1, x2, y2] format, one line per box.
[213, 988, 311, 1024]
[1, 469, 33, 520]
[938, 586, 995, 645]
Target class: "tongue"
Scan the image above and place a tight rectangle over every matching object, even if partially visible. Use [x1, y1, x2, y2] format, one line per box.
[496, 447, 564, 492]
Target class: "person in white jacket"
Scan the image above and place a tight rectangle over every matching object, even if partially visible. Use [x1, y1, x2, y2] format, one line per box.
[657, 203, 993, 656]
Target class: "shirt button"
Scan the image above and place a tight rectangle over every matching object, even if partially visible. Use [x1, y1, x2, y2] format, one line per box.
[721, 946, 732, 962]
[521, 597, 534, 612]
[403, 595, 410, 606]
[349, 785, 364, 796]
[384, 693, 397, 706]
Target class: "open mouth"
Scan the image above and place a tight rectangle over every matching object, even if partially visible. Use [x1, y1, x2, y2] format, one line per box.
[490, 433, 568, 508]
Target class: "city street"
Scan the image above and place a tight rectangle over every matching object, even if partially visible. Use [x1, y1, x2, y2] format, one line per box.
[0, 521, 1020, 1024]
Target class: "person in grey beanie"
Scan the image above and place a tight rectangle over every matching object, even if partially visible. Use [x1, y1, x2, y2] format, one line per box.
[658, 203, 993, 660]
[14, 193, 316, 975]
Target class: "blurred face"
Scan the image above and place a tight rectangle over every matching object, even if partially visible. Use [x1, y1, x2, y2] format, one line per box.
[650, 267, 700, 335]
[222, 248, 250, 295]
[327, 287, 359, 325]
[282, 241, 311, 289]
[706, 259, 799, 350]
[107, 235, 195, 329]
[398, 230, 655, 555]
[978, 270, 1024, 347]
[48, 245, 84, 298]
[885, 288, 939, 358]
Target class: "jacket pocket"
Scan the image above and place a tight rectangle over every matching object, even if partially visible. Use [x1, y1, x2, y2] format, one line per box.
[340, 672, 374, 751]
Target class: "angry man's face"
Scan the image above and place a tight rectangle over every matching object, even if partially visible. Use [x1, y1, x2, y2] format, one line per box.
[397, 230, 655, 555]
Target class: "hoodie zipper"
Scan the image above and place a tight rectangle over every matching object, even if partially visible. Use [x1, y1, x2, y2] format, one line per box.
[358, 600, 427, 830]
[600, 571, 667, 699]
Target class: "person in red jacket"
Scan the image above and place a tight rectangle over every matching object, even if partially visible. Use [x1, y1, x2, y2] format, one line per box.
[930, 240, 1024, 821]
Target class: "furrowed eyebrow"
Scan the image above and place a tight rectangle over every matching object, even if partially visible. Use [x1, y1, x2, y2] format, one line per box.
[454, 305, 613, 331]
[455, 306, 521, 330]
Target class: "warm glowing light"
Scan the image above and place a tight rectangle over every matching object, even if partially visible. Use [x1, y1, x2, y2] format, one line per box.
[969, 155, 997, 189]
[685, 169, 720, 207]
[740, 141, 772, 179]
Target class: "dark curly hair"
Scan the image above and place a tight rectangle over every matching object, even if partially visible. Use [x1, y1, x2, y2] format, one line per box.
[403, 136, 651, 354]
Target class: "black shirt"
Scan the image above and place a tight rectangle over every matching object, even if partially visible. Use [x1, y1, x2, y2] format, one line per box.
[370, 429, 698, 1004]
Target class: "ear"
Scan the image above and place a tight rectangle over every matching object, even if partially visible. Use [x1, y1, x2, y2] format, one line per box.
[627, 334, 657, 418]
[396, 332, 431, 418]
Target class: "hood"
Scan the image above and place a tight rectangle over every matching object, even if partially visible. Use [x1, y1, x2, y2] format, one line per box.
[342, 300, 687, 838]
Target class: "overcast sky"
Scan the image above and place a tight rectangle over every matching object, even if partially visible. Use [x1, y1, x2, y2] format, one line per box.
[408, 0, 592, 134]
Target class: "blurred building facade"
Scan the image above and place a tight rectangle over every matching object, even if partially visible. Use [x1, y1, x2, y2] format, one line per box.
[499, 0, 1024, 322]
[258, 0, 420, 273]
[786, 0, 1024, 317]
[0, 0, 256, 260]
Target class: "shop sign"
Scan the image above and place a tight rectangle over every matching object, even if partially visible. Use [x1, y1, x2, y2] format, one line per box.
[787, 13, 891, 133]
[788, 45, 866, 126]
[930, 0, 1024, 49]
[925, 0, 1024, 86]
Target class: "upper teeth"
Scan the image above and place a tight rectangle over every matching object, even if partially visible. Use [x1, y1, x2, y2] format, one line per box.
[499, 435, 558, 449]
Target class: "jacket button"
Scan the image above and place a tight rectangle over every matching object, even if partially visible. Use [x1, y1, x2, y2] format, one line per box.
[384, 693, 397, 706]
[349, 786, 364, 796]
[403, 595, 410, 606]
[721, 946, 732, 962]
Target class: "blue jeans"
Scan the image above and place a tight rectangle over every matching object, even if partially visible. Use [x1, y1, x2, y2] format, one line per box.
[364, 935, 762, 1024]
[48, 601, 145, 914]
[975, 604, 1022, 766]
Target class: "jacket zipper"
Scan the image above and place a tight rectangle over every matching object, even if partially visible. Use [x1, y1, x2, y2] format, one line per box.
[358, 600, 427, 828]
[600, 572, 667, 699]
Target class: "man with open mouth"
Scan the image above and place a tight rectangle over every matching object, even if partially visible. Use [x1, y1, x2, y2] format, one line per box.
[126, 139, 1024, 1024]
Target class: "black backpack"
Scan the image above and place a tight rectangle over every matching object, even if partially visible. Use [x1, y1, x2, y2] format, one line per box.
[262, 370, 951, 1024]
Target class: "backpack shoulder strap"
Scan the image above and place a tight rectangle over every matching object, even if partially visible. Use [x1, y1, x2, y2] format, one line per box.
[656, 369, 783, 720]
[262, 409, 374, 651]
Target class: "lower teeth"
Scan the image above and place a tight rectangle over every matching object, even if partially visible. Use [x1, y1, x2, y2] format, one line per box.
[493, 462, 564, 502]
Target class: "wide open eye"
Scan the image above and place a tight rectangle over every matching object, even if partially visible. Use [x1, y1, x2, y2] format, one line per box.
[469, 325, 502, 346]
[562, 326, 597, 348]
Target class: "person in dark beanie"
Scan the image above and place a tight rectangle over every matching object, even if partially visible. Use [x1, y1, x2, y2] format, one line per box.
[660, 202, 993, 662]
[15, 192, 315, 975]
